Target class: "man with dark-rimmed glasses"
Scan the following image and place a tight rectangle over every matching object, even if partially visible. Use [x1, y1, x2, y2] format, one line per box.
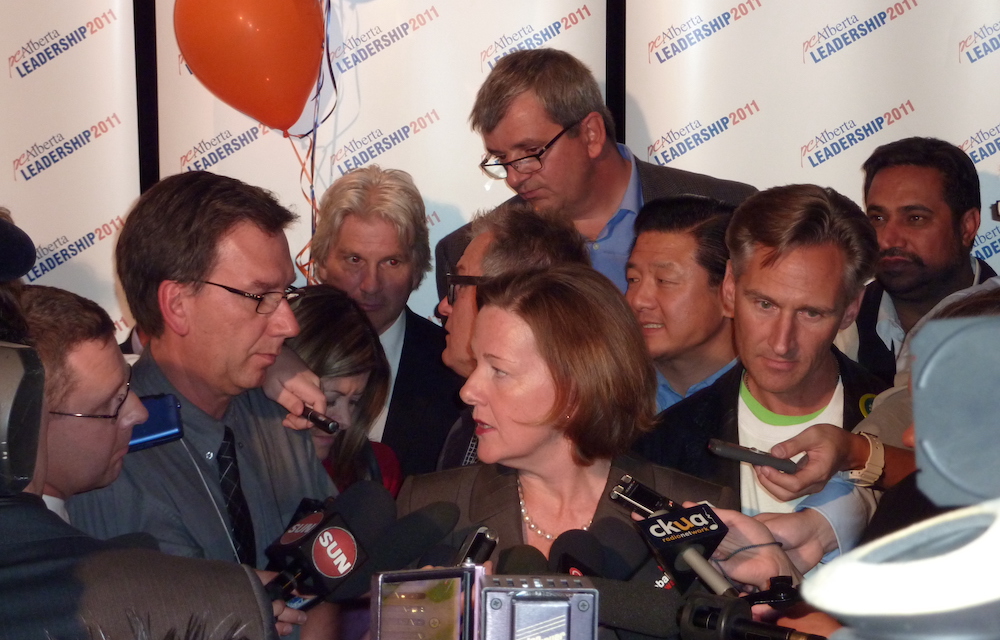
[435, 48, 757, 298]
[436, 200, 589, 469]
[19, 285, 148, 522]
[67, 172, 334, 608]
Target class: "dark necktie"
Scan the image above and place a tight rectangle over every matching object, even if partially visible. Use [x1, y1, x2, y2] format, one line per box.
[217, 426, 256, 565]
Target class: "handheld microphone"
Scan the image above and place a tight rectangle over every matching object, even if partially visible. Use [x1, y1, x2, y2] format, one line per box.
[335, 500, 461, 599]
[610, 474, 733, 595]
[302, 408, 338, 433]
[495, 544, 548, 575]
[681, 592, 827, 640]
[263, 481, 396, 607]
[589, 517, 651, 580]
[545, 529, 815, 640]
[455, 525, 498, 565]
[547, 529, 605, 577]
[547, 529, 683, 638]
[638, 503, 735, 596]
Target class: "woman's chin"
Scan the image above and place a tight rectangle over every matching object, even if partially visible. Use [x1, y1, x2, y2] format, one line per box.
[310, 432, 335, 460]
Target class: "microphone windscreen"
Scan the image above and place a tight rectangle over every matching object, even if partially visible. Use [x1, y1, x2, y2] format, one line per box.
[547, 529, 605, 577]
[496, 544, 548, 575]
[329, 480, 398, 540]
[589, 517, 650, 580]
[590, 577, 681, 638]
[330, 501, 461, 601]
[374, 501, 461, 571]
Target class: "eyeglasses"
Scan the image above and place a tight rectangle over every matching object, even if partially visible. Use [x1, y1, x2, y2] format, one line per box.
[446, 274, 484, 305]
[200, 281, 300, 314]
[50, 365, 132, 421]
[479, 120, 581, 180]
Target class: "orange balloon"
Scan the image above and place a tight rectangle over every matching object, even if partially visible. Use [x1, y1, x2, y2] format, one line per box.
[175, 0, 324, 131]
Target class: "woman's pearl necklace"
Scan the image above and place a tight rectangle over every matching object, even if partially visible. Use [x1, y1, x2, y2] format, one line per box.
[516, 478, 592, 540]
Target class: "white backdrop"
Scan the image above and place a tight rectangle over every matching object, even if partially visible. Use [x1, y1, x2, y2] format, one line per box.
[626, 0, 1000, 272]
[7, 1, 1000, 335]
[1, 1, 140, 337]
[157, 0, 607, 323]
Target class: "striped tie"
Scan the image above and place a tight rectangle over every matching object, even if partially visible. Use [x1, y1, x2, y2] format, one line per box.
[217, 426, 256, 565]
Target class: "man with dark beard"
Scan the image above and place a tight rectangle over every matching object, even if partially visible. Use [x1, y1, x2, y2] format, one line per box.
[838, 137, 996, 386]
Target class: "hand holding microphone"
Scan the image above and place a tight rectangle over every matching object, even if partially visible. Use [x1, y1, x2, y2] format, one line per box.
[610, 474, 735, 596]
[262, 481, 460, 609]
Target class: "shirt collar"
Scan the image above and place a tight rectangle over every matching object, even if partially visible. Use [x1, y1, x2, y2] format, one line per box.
[42, 494, 70, 523]
[876, 254, 982, 355]
[379, 308, 407, 378]
[655, 358, 738, 412]
[618, 144, 642, 216]
[369, 309, 407, 443]
[592, 144, 640, 244]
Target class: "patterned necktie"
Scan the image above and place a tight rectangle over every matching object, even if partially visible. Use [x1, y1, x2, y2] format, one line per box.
[217, 426, 256, 565]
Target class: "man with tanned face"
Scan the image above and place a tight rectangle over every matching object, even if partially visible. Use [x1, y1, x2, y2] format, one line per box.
[435, 48, 755, 298]
[634, 185, 888, 566]
[837, 137, 996, 386]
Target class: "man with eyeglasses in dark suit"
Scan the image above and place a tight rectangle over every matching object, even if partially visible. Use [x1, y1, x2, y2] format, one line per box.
[435, 48, 756, 299]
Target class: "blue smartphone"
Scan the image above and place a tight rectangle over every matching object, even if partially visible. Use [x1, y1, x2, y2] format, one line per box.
[129, 394, 183, 452]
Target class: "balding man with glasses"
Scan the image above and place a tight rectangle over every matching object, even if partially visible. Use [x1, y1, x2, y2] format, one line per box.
[435, 48, 757, 296]
[68, 172, 334, 574]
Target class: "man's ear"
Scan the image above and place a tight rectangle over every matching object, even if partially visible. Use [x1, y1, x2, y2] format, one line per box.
[158, 280, 193, 337]
[581, 111, 607, 159]
[959, 207, 980, 250]
[721, 261, 736, 319]
[840, 288, 865, 330]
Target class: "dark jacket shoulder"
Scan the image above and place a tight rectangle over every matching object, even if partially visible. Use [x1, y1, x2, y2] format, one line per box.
[633, 349, 887, 491]
[383, 308, 466, 477]
[636, 160, 757, 207]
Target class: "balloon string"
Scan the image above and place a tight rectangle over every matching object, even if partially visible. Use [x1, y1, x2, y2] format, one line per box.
[291, 133, 318, 283]
[292, 0, 338, 284]
[289, 0, 339, 138]
[309, 0, 339, 131]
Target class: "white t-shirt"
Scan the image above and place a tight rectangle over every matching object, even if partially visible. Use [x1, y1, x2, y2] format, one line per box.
[737, 375, 844, 516]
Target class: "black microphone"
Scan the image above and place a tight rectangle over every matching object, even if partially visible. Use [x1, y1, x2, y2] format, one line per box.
[333, 500, 461, 600]
[590, 517, 678, 592]
[496, 544, 548, 574]
[609, 475, 732, 594]
[638, 503, 736, 596]
[455, 525, 499, 565]
[263, 480, 396, 607]
[546, 528, 683, 638]
[590, 577, 682, 638]
[589, 517, 651, 580]
[547, 529, 605, 576]
[681, 592, 827, 640]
